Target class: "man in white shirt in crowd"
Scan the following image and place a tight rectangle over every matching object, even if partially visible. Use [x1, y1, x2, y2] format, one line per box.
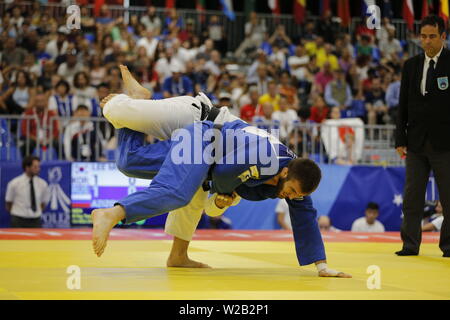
[351, 202, 385, 232]
[271, 95, 298, 143]
[5, 156, 50, 228]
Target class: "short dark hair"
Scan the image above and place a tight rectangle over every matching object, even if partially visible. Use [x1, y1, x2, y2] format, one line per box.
[75, 104, 89, 111]
[287, 158, 322, 194]
[55, 79, 70, 93]
[421, 15, 446, 34]
[367, 202, 379, 211]
[22, 155, 40, 171]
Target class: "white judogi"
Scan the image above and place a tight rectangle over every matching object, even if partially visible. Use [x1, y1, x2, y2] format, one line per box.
[103, 92, 240, 241]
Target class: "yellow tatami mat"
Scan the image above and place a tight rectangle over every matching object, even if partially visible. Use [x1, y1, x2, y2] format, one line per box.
[0, 239, 449, 300]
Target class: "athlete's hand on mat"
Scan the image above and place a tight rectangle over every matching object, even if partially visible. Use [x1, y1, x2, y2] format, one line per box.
[100, 94, 118, 108]
[215, 192, 238, 209]
[318, 269, 352, 278]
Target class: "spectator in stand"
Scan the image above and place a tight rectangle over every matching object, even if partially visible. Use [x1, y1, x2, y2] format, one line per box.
[316, 10, 339, 44]
[57, 49, 85, 86]
[272, 95, 298, 143]
[5, 155, 50, 228]
[21, 93, 60, 158]
[288, 44, 310, 83]
[258, 80, 280, 111]
[318, 216, 341, 232]
[316, 43, 339, 71]
[313, 62, 334, 95]
[140, 6, 162, 33]
[309, 95, 329, 123]
[0, 70, 35, 115]
[48, 80, 78, 118]
[64, 105, 103, 162]
[89, 55, 107, 87]
[365, 77, 388, 125]
[278, 71, 299, 110]
[240, 86, 260, 122]
[234, 11, 266, 60]
[136, 29, 159, 60]
[324, 69, 353, 111]
[385, 71, 401, 125]
[162, 63, 193, 98]
[379, 26, 403, 60]
[73, 71, 98, 110]
[351, 202, 385, 232]
[45, 27, 69, 61]
[2, 37, 27, 67]
[206, 15, 226, 56]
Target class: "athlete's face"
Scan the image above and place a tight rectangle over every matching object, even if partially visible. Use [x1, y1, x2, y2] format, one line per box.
[276, 177, 306, 200]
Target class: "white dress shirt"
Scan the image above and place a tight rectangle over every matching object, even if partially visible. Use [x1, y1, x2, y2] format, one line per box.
[351, 217, 385, 232]
[5, 173, 50, 218]
[421, 45, 443, 95]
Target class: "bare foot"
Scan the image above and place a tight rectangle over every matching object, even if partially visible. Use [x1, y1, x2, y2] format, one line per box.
[119, 64, 151, 99]
[92, 206, 125, 257]
[166, 255, 211, 268]
[100, 94, 118, 109]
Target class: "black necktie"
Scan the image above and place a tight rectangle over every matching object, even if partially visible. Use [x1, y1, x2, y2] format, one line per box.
[426, 59, 435, 94]
[30, 178, 37, 212]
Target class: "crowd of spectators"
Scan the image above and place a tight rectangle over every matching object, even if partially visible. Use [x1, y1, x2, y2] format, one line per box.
[0, 2, 412, 162]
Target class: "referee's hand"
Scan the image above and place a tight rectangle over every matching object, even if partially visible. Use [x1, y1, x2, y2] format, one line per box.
[396, 146, 407, 158]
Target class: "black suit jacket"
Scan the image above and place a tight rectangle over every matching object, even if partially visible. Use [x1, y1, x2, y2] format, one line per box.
[396, 48, 450, 152]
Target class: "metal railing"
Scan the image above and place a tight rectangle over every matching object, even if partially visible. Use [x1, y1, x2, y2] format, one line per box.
[1, 115, 404, 166]
[0, 115, 114, 162]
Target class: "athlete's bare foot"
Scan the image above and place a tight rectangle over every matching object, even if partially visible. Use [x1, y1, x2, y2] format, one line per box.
[166, 236, 211, 268]
[166, 254, 211, 268]
[92, 206, 126, 257]
[119, 64, 151, 99]
[100, 94, 118, 108]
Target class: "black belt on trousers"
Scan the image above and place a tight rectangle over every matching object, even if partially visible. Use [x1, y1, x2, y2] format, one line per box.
[199, 102, 221, 122]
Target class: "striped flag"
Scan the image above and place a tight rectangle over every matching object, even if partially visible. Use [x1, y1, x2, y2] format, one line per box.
[165, 0, 175, 9]
[320, 0, 330, 17]
[219, 0, 235, 20]
[268, 0, 280, 16]
[440, 0, 449, 27]
[196, 0, 206, 23]
[422, 0, 434, 18]
[403, 0, 415, 31]
[337, 0, 350, 27]
[293, 0, 306, 24]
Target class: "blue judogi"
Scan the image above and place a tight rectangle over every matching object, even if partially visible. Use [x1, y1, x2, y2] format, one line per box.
[116, 119, 326, 266]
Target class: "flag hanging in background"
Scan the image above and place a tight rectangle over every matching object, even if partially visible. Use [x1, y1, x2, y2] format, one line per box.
[268, 0, 280, 16]
[196, 0, 206, 23]
[382, 0, 393, 19]
[337, 0, 350, 27]
[165, 0, 175, 9]
[422, 0, 433, 18]
[440, 0, 449, 27]
[361, 0, 375, 17]
[319, 0, 330, 17]
[403, 0, 415, 31]
[293, 0, 306, 24]
[219, 0, 235, 20]
[94, 0, 105, 17]
[244, 0, 256, 18]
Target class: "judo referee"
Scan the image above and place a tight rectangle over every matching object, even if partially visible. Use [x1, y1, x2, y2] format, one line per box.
[92, 66, 351, 278]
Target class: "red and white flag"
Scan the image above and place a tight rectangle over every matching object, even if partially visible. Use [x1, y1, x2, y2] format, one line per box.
[403, 0, 415, 31]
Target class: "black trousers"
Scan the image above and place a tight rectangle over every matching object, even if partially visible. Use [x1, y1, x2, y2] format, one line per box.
[401, 139, 450, 254]
[10, 215, 42, 228]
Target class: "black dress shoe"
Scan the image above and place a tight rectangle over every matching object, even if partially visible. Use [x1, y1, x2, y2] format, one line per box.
[443, 252, 450, 257]
[395, 249, 418, 256]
